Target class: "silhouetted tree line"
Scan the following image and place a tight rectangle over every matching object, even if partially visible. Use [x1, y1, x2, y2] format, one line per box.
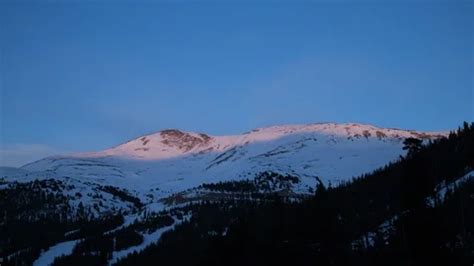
[51, 213, 175, 266]
[99, 186, 143, 209]
[198, 172, 300, 193]
[0, 179, 124, 266]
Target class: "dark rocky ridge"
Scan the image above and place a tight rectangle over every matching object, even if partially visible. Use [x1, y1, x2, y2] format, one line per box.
[160, 129, 212, 152]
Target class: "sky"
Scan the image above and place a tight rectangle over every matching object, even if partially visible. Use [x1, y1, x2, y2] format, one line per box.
[0, 0, 473, 166]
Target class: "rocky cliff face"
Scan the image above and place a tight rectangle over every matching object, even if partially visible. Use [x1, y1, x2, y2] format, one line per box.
[159, 129, 212, 152]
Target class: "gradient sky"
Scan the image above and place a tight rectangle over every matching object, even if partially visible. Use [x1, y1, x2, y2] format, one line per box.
[0, 0, 473, 166]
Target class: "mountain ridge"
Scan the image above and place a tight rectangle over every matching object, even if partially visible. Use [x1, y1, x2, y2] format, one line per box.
[71, 122, 447, 161]
[2, 122, 448, 205]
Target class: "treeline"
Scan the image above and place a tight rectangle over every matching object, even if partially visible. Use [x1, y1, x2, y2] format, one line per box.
[0, 179, 125, 266]
[198, 180, 257, 193]
[51, 213, 176, 266]
[99, 186, 143, 209]
[198, 172, 300, 193]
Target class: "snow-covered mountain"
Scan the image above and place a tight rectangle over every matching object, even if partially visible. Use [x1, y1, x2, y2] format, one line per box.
[1, 122, 446, 213]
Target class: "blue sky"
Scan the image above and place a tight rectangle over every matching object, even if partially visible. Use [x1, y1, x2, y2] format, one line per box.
[0, 1, 473, 166]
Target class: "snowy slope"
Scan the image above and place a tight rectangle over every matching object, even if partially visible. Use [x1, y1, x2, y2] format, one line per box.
[2, 123, 447, 212]
[33, 240, 80, 266]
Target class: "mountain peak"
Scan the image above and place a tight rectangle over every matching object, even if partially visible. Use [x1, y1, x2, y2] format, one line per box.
[88, 122, 447, 161]
[159, 129, 212, 152]
[18, 121, 451, 203]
